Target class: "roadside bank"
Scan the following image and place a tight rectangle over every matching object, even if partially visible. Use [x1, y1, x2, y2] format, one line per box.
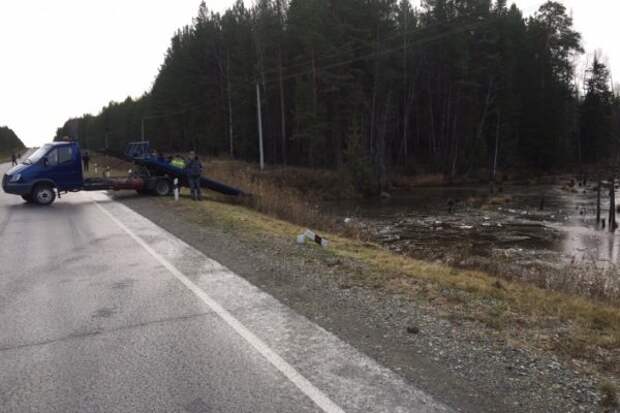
[113, 190, 619, 413]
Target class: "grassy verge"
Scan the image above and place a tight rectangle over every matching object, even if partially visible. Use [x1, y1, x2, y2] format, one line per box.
[87, 153, 132, 178]
[0, 152, 16, 164]
[0, 149, 29, 164]
[205, 159, 358, 233]
[165, 194, 619, 381]
[91, 152, 361, 236]
[92, 153, 619, 382]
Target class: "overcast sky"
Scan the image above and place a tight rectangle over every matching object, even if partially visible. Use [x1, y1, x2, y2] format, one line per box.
[1, 0, 618, 147]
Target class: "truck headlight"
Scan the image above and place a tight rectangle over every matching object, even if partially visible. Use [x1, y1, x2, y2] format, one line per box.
[9, 174, 21, 183]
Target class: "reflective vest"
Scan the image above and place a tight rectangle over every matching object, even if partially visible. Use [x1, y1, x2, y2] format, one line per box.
[171, 158, 186, 169]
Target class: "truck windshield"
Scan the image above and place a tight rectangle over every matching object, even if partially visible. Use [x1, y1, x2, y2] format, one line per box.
[23, 144, 53, 165]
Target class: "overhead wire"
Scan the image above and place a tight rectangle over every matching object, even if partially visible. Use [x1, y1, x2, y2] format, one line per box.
[261, 18, 493, 86]
[258, 14, 493, 79]
[145, 17, 495, 120]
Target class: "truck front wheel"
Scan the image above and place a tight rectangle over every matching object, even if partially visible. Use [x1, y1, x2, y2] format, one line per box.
[154, 179, 172, 197]
[33, 184, 56, 206]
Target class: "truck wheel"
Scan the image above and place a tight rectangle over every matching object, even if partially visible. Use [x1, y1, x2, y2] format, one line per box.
[33, 184, 56, 206]
[154, 179, 172, 197]
[22, 194, 34, 203]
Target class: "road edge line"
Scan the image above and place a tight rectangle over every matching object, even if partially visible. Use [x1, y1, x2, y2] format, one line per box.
[93, 200, 346, 413]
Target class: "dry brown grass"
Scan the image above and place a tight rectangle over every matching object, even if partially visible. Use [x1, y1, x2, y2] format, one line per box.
[89, 152, 620, 380]
[601, 380, 619, 411]
[1, 151, 21, 164]
[486, 194, 513, 205]
[163, 196, 620, 378]
[390, 173, 446, 189]
[89, 154, 358, 236]
[88, 153, 133, 177]
[206, 160, 357, 233]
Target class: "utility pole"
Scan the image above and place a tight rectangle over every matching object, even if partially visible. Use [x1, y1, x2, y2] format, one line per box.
[256, 81, 265, 171]
[610, 177, 617, 233]
[227, 52, 234, 158]
[402, 3, 408, 162]
[276, 0, 287, 165]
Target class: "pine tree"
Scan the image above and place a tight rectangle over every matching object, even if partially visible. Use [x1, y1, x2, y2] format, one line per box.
[0, 126, 25, 154]
[580, 56, 614, 161]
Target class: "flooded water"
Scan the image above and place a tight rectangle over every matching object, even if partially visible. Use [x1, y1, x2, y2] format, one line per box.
[324, 181, 620, 298]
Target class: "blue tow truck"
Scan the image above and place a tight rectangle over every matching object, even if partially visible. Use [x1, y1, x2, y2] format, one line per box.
[2, 140, 244, 206]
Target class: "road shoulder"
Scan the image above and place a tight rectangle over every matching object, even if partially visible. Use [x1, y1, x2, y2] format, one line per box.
[115, 193, 611, 413]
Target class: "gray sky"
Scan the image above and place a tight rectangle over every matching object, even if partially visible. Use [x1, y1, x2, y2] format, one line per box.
[1, 0, 618, 147]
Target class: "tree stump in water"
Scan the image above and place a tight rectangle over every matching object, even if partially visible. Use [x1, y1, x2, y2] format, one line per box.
[597, 177, 601, 227]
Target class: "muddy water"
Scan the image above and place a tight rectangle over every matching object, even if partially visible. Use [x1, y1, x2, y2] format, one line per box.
[324, 182, 620, 296]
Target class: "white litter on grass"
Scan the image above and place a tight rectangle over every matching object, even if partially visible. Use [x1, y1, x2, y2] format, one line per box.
[296, 229, 330, 248]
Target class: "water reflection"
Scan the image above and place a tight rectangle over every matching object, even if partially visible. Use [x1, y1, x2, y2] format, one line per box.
[324, 183, 620, 270]
[560, 224, 620, 267]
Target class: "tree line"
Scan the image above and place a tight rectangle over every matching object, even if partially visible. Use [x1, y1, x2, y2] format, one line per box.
[56, 0, 620, 192]
[0, 126, 25, 154]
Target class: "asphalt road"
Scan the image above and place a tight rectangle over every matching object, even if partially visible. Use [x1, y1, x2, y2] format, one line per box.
[0, 161, 453, 413]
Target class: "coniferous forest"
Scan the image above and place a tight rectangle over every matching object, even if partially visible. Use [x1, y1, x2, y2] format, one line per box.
[56, 0, 620, 188]
[0, 126, 25, 154]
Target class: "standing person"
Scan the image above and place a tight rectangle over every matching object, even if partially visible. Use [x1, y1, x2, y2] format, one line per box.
[11, 152, 17, 166]
[170, 154, 186, 169]
[186, 152, 203, 201]
[82, 151, 90, 172]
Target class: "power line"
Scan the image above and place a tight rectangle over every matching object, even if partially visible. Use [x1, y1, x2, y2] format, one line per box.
[258, 16, 494, 79]
[261, 19, 492, 86]
[142, 18, 494, 123]
[144, 104, 205, 120]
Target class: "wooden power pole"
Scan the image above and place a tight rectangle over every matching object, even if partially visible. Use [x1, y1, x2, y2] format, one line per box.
[256, 81, 265, 171]
[610, 177, 616, 233]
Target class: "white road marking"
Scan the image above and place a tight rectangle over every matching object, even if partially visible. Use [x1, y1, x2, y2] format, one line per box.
[93, 200, 346, 413]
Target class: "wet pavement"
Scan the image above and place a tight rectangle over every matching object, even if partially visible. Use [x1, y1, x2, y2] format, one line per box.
[0, 161, 452, 413]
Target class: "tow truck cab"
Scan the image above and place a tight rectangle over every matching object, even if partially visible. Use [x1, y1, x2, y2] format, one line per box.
[2, 141, 84, 204]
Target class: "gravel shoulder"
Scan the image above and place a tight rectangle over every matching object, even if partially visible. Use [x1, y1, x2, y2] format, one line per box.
[115, 193, 616, 413]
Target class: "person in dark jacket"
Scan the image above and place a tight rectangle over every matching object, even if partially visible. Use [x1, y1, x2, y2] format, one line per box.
[186, 152, 203, 201]
[11, 152, 17, 166]
[82, 151, 90, 171]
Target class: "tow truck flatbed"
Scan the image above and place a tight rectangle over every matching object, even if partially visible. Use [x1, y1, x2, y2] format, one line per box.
[2, 140, 245, 205]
